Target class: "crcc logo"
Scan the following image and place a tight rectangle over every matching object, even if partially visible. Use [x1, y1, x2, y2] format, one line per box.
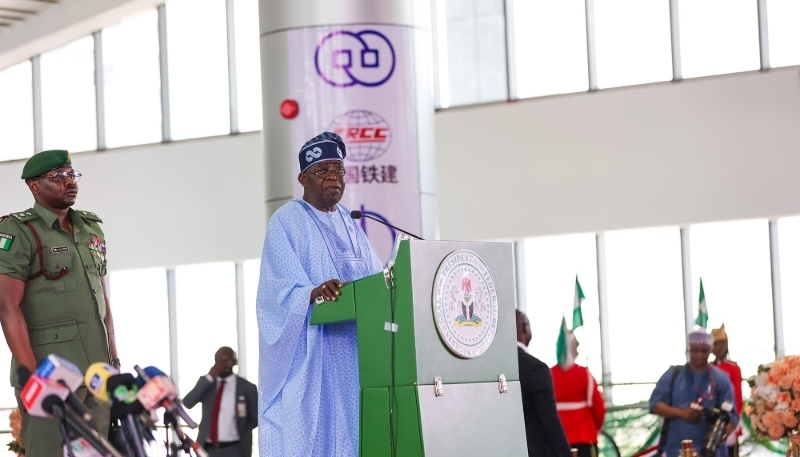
[315, 30, 396, 88]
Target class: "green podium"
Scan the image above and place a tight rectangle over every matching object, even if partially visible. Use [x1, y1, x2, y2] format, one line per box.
[311, 240, 527, 456]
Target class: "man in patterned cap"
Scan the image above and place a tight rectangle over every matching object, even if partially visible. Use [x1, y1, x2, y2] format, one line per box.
[0, 150, 119, 456]
[711, 324, 743, 457]
[256, 132, 382, 457]
[649, 329, 737, 457]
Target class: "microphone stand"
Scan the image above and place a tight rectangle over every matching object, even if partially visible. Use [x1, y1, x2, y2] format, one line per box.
[163, 410, 209, 457]
[58, 418, 77, 457]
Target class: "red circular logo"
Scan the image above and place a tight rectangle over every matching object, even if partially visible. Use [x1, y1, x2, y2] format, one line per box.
[280, 100, 299, 119]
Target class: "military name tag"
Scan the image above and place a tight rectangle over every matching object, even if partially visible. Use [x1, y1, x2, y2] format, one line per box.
[0, 233, 13, 251]
[51, 246, 69, 254]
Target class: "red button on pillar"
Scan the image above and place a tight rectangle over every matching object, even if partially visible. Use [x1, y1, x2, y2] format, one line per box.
[280, 99, 299, 119]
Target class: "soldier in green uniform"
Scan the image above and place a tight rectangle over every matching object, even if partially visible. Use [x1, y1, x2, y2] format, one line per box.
[0, 150, 120, 456]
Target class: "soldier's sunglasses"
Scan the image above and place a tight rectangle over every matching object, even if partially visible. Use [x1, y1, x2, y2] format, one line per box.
[34, 170, 82, 183]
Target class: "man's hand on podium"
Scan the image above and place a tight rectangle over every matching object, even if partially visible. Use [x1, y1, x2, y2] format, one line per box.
[311, 279, 344, 304]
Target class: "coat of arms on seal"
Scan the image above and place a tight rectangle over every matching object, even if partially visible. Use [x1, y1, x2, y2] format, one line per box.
[432, 250, 499, 359]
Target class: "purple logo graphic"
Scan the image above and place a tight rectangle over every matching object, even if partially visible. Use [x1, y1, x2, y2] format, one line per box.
[315, 30, 395, 88]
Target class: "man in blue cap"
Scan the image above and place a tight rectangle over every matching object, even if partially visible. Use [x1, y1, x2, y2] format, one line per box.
[256, 132, 382, 457]
[0, 150, 119, 456]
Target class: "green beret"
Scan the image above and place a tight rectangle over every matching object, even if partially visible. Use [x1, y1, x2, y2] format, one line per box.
[21, 150, 72, 179]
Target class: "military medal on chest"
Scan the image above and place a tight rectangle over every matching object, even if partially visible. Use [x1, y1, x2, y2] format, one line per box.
[89, 235, 106, 263]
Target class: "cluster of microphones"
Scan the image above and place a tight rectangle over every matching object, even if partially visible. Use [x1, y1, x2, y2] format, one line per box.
[18, 354, 207, 457]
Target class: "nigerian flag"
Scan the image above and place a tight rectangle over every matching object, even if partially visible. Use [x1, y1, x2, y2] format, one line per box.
[556, 316, 576, 370]
[572, 275, 585, 330]
[695, 278, 708, 329]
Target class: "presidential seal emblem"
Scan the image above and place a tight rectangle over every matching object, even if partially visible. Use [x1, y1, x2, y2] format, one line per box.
[432, 250, 499, 359]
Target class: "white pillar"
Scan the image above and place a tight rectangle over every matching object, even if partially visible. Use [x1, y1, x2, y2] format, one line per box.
[166, 268, 179, 388]
[680, 227, 693, 358]
[259, 0, 438, 261]
[235, 262, 248, 379]
[596, 233, 612, 403]
[769, 221, 784, 359]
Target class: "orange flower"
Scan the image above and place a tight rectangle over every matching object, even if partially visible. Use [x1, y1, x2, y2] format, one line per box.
[768, 423, 786, 440]
[763, 411, 782, 427]
[8, 408, 22, 440]
[777, 391, 792, 405]
[782, 411, 799, 429]
[792, 398, 800, 412]
[779, 375, 794, 390]
[745, 404, 755, 416]
[793, 379, 800, 394]
[769, 373, 781, 385]
[756, 418, 768, 432]
[791, 434, 800, 445]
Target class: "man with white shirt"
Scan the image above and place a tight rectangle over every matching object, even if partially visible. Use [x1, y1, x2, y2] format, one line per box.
[184, 347, 258, 457]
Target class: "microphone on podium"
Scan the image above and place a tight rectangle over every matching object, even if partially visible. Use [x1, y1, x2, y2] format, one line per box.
[19, 366, 123, 457]
[84, 363, 119, 401]
[350, 210, 424, 240]
[134, 366, 199, 429]
[36, 354, 93, 422]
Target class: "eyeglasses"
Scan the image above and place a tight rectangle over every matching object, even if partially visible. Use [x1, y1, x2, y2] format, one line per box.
[35, 170, 82, 183]
[306, 167, 346, 179]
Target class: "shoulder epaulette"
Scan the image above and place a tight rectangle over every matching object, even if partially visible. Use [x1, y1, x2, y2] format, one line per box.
[8, 209, 40, 223]
[77, 210, 103, 223]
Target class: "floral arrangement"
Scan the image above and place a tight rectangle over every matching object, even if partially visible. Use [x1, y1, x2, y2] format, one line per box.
[744, 355, 800, 443]
[6, 408, 24, 455]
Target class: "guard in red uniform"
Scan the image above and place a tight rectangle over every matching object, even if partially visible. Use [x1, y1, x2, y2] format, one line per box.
[550, 335, 606, 457]
[711, 324, 743, 457]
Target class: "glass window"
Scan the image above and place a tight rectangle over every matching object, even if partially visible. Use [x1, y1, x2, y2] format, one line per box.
[0, 344, 16, 408]
[0, 61, 34, 161]
[767, 0, 800, 68]
[175, 262, 237, 396]
[41, 36, 97, 152]
[514, 0, 588, 98]
[678, 0, 759, 79]
[594, 0, 672, 89]
[167, 0, 230, 140]
[779, 217, 800, 355]
[243, 260, 260, 384]
[523, 233, 602, 379]
[605, 227, 685, 405]
[106, 268, 170, 374]
[690, 219, 773, 378]
[234, 0, 263, 132]
[103, 10, 162, 148]
[439, 0, 508, 107]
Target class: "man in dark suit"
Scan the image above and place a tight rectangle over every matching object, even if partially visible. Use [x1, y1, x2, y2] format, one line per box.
[516, 310, 572, 457]
[184, 347, 258, 457]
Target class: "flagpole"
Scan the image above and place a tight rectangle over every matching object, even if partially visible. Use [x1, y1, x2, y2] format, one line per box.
[680, 227, 694, 357]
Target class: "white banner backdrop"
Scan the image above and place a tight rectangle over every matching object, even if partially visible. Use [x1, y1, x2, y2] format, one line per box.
[287, 25, 423, 262]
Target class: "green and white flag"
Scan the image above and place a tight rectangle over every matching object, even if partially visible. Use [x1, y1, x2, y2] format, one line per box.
[556, 316, 576, 370]
[572, 275, 585, 330]
[0, 235, 12, 251]
[695, 278, 708, 329]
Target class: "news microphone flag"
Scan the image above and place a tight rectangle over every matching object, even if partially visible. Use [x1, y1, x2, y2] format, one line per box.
[35, 355, 83, 392]
[19, 369, 70, 418]
[84, 363, 119, 402]
[572, 275, 585, 331]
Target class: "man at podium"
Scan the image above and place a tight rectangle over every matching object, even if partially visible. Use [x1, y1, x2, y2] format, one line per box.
[256, 132, 382, 457]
